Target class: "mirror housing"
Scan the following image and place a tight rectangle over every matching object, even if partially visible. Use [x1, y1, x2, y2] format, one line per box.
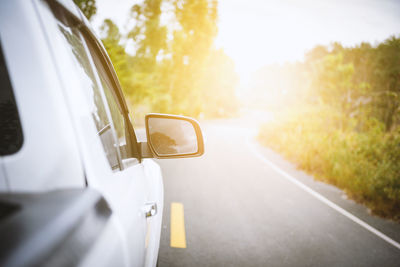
[143, 113, 204, 159]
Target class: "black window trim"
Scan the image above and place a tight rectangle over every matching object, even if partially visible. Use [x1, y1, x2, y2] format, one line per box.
[44, 0, 123, 170]
[79, 27, 141, 161]
[44, 0, 140, 163]
[76, 29, 125, 170]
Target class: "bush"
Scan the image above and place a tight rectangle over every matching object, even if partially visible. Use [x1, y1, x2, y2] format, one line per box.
[258, 106, 400, 220]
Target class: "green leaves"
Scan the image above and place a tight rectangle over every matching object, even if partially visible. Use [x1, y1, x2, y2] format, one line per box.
[101, 0, 237, 119]
[74, 0, 97, 20]
[258, 35, 400, 221]
[259, 107, 400, 220]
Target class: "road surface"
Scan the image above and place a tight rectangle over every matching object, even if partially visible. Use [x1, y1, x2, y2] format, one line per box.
[156, 121, 400, 267]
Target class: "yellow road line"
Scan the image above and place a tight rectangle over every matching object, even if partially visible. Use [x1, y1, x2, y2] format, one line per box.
[170, 202, 187, 248]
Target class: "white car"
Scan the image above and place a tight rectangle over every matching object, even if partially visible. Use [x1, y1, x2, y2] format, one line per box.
[0, 1, 204, 267]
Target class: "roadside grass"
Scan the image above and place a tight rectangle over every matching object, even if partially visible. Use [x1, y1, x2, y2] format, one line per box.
[258, 106, 400, 221]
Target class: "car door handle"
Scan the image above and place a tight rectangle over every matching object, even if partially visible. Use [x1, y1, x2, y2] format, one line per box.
[143, 202, 157, 218]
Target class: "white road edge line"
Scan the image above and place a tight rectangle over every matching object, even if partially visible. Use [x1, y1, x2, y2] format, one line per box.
[246, 136, 400, 250]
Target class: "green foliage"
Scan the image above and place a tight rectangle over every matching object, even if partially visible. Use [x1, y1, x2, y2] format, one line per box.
[99, 0, 238, 120]
[100, 20, 130, 89]
[257, 36, 400, 220]
[74, 0, 97, 20]
[259, 107, 400, 220]
[128, 0, 167, 67]
[311, 53, 355, 112]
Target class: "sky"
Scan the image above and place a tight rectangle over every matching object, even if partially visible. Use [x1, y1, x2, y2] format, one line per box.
[93, 0, 400, 82]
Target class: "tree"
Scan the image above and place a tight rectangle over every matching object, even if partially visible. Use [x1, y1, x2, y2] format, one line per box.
[99, 0, 238, 118]
[165, 0, 223, 116]
[128, 0, 167, 70]
[100, 19, 129, 91]
[373, 37, 400, 130]
[74, 0, 97, 20]
[311, 53, 355, 113]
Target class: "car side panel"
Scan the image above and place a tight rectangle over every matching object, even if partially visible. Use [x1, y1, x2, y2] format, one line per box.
[142, 159, 164, 267]
[78, 216, 129, 267]
[0, 0, 85, 192]
[34, 2, 152, 266]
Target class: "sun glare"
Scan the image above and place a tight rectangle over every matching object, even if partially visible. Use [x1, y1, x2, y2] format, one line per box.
[215, 0, 400, 86]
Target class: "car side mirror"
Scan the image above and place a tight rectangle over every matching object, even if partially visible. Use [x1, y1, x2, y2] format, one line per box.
[143, 113, 204, 159]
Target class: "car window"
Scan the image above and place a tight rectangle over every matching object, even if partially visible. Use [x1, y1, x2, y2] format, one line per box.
[49, 8, 122, 170]
[83, 39, 128, 157]
[0, 42, 23, 155]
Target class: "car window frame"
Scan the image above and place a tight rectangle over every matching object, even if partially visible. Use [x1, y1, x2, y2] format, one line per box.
[79, 29, 140, 163]
[80, 26, 140, 163]
[42, 0, 140, 169]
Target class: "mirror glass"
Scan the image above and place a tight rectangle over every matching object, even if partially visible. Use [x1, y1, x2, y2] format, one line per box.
[148, 117, 198, 156]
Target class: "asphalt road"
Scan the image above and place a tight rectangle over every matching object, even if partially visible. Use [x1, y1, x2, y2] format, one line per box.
[156, 121, 400, 267]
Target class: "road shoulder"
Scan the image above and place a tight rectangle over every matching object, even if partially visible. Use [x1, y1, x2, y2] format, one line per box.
[248, 136, 400, 245]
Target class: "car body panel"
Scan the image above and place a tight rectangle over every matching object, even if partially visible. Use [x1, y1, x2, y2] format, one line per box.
[34, 1, 164, 265]
[0, 1, 165, 266]
[0, 0, 85, 192]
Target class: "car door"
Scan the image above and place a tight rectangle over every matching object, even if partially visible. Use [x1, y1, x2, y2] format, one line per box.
[81, 30, 164, 267]
[35, 1, 162, 266]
